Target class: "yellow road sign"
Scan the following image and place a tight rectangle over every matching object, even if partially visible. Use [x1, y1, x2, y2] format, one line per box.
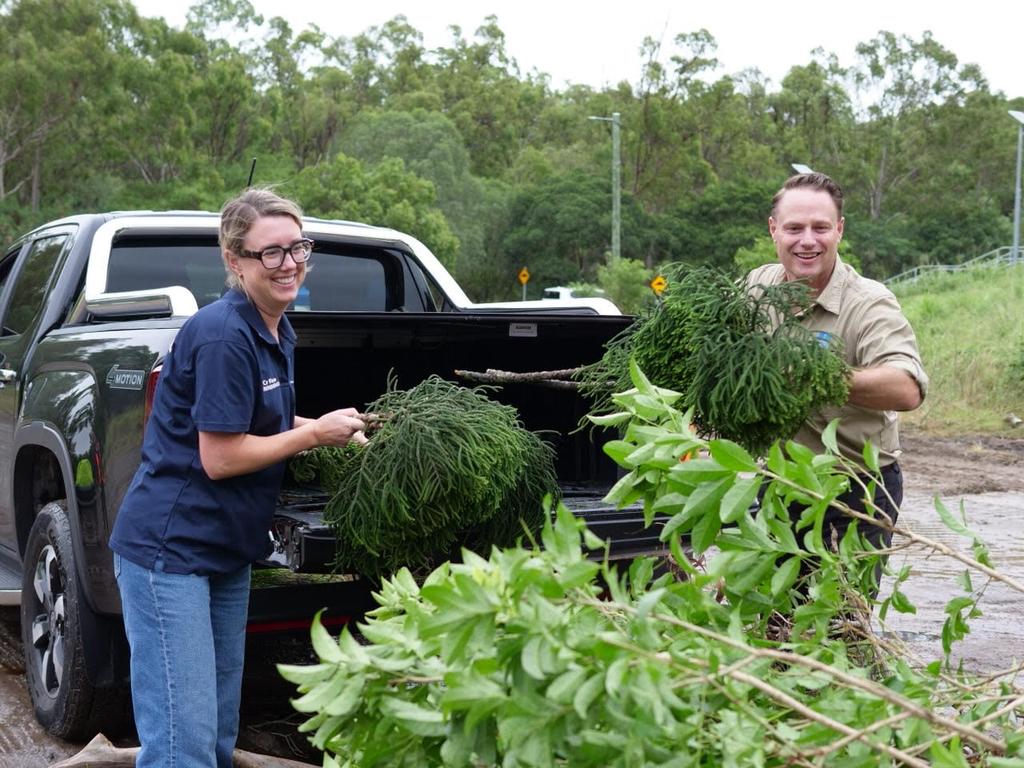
[518, 267, 530, 285]
[650, 275, 667, 295]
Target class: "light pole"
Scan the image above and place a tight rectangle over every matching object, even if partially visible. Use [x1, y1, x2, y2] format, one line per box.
[588, 112, 621, 260]
[1009, 111, 1024, 265]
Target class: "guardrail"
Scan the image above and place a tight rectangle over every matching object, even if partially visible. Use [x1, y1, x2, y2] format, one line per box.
[884, 246, 1020, 286]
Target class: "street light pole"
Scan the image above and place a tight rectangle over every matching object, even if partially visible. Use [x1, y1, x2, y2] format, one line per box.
[588, 112, 622, 260]
[1009, 111, 1024, 265]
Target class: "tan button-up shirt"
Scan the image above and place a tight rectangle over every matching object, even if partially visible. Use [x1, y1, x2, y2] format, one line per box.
[746, 257, 928, 469]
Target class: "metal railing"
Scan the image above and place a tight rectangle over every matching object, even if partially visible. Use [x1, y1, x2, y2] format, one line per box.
[884, 246, 1019, 286]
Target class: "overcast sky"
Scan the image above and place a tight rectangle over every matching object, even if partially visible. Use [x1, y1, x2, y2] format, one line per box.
[132, 0, 1021, 99]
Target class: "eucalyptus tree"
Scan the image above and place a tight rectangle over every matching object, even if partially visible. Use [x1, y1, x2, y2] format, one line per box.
[340, 109, 487, 284]
[843, 31, 966, 222]
[434, 16, 550, 177]
[768, 56, 854, 172]
[285, 152, 459, 269]
[0, 0, 130, 208]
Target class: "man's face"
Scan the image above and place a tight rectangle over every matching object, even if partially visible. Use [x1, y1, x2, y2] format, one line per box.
[768, 187, 844, 295]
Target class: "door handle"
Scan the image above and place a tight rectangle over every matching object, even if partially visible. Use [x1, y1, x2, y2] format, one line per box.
[0, 369, 16, 383]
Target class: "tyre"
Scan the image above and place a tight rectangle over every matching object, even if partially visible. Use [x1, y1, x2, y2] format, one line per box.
[20, 501, 131, 739]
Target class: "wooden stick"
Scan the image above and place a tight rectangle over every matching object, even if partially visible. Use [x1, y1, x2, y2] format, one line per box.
[454, 368, 580, 390]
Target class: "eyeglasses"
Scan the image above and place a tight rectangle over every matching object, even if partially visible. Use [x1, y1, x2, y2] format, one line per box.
[239, 238, 314, 269]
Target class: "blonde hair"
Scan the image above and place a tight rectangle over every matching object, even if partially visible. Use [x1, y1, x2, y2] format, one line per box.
[219, 188, 303, 290]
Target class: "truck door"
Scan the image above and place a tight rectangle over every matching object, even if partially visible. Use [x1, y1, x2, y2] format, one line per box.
[0, 233, 70, 548]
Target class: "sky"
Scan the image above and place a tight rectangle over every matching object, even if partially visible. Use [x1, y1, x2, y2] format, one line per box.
[131, 0, 1021, 99]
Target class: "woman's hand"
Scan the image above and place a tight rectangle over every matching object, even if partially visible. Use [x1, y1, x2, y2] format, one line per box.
[313, 408, 367, 446]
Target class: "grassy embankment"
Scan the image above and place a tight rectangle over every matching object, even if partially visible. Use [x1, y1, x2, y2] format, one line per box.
[893, 263, 1024, 436]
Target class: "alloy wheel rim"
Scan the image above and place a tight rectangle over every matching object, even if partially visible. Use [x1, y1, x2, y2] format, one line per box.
[29, 544, 66, 698]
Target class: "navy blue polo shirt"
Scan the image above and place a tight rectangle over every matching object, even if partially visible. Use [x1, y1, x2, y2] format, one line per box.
[110, 289, 296, 575]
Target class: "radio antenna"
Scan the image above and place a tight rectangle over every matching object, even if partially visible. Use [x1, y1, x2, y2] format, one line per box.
[246, 158, 257, 188]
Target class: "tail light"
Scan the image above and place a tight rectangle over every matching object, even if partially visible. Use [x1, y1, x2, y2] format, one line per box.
[143, 364, 162, 431]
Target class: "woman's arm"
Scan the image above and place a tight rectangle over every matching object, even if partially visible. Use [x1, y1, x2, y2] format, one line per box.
[199, 408, 366, 480]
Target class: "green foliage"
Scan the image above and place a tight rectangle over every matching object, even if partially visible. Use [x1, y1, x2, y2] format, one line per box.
[285, 153, 460, 268]
[896, 264, 1024, 434]
[0, 2, 1019, 343]
[320, 376, 557, 582]
[668, 179, 780, 271]
[595, 256, 656, 315]
[732, 235, 777, 275]
[340, 109, 488, 276]
[282, 364, 1024, 766]
[578, 265, 850, 455]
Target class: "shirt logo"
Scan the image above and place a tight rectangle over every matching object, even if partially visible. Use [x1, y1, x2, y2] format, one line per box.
[262, 377, 281, 392]
[106, 365, 146, 390]
[815, 331, 834, 348]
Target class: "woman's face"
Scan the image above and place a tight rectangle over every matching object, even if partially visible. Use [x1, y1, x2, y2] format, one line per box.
[229, 214, 306, 320]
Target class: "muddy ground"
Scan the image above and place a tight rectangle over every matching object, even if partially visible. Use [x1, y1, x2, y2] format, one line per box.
[878, 429, 1024, 671]
[1, 429, 1022, 767]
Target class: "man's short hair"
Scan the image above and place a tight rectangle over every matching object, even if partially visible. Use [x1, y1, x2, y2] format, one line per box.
[771, 172, 844, 218]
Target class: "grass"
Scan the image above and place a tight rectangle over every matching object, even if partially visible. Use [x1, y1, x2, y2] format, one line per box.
[893, 263, 1024, 436]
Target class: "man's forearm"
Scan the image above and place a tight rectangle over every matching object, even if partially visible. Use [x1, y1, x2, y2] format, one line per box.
[847, 366, 923, 411]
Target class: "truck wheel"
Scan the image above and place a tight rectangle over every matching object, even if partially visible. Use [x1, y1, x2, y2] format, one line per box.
[20, 501, 130, 740]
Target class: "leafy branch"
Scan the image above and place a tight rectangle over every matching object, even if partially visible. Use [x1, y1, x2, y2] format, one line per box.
[281, 361, 1024, 767]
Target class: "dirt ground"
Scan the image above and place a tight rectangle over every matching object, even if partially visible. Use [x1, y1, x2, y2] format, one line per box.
[1, 429, 1023, 767]
[877, 429, 1024, 673]
[899, 429, 1024, 495]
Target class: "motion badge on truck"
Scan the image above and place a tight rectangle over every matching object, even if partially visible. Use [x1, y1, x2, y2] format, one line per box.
[106, 364, 146, 390]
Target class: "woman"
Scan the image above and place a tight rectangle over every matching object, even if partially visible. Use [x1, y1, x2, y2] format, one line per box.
[108, 188, 365, 767]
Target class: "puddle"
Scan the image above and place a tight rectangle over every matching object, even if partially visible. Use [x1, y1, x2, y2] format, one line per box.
[878, 491, 1024, 672]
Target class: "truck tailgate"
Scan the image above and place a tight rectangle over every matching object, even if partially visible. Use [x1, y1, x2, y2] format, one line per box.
[268, 485, 667, 574]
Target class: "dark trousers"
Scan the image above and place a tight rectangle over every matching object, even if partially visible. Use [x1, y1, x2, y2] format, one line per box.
[790, 462, 903, 597]
[811, 462, 902, 551]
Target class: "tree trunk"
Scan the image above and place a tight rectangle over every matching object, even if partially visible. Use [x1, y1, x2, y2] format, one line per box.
[30, 142, 41, 212]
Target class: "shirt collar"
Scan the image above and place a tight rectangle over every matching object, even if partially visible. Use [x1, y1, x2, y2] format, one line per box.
[223, 288, 296, 347]
[813, 254, 847, 315]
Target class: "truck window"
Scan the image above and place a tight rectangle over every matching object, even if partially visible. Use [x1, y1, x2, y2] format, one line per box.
[106, 240, 225, 308]
[304, 251, 388, 311]
[105, 237, 419, 312]
[2, 235, 68, 335]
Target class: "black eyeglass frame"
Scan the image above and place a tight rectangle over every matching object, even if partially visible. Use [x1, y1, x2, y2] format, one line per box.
[238, 238, 315, 269]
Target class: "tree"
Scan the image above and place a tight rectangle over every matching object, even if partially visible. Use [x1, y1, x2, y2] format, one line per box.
[596, 256, 655, 315]
[340, 109, 487, 281]
[496, 171, 663, 296]
[667, 178, 780, 271]
[843, 31, 966, 222]
[285, 152, 459, 269]
[768, 57, 853, 171]
[0, 0, 129, 207]
[434, 17, 549, 177]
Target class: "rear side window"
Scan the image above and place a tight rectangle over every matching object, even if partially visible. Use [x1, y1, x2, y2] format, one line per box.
[3, 235, 68, 335]
[304, 251, 388, 311]
[107, 239, 226, 309]
[104, 235, 431, 312]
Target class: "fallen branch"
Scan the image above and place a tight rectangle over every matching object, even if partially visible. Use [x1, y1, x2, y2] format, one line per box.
[454, 367, 580, 390]
[51, 733, 317, 767]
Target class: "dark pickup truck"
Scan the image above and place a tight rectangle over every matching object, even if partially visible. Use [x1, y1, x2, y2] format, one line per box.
[0, 211, 659, 740]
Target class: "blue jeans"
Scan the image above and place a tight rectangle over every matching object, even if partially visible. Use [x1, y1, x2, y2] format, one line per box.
[115, 553, 250, 768]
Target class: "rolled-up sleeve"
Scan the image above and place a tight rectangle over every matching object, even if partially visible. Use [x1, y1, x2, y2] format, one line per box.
[854, 293, 929, 399]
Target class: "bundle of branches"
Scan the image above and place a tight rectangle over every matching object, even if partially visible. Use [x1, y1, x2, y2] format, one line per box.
[291, 376, 557, 582]
[577, 265, 850, 455]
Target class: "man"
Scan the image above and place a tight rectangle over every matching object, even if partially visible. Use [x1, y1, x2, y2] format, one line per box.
[747, 172, 928, 572]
